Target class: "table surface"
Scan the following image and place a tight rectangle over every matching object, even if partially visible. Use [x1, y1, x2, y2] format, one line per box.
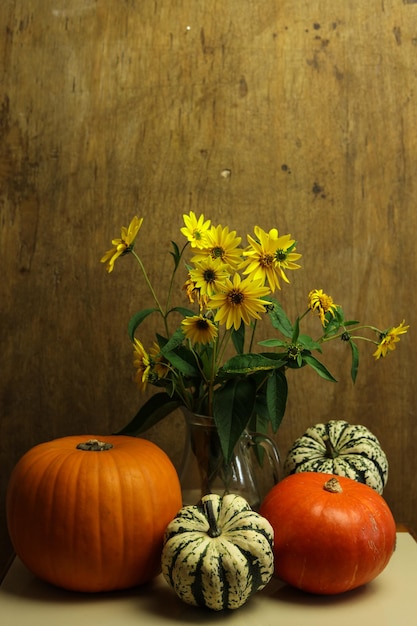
[1, 532, 416, 626]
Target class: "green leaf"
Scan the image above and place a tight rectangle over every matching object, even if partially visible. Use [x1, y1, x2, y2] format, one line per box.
[231, 324, 245, 355]
[168, 306, 195, 317]
[258, 338, 289, 348]
[155, 333, 169, 349]
[115, 393, 182, 435]
[198, 343, 215, 380]
[298, 334, 322, 352]
[169, 240, 181, 269]
[164, 346, 201, 378]
[303, 354, 338, 382]
[128, 308, 158, 341]
[213, 378, 256, 463]
[322, 318, 341, 337]
[155, 329, 201, 378]
[248, 405, 269, 465]
[291, 316, 300, 343]
[249, 399, 269, 432]
[160, 327, 186, 353]
[349, 339, 359, 383]
[267, 298, 294, 338]
[266, 369, 288, 432]
[218, 353, 286, 376]
[322, 308, 346, 337]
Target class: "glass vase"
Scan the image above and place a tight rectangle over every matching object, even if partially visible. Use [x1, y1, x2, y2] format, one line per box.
[179, 408, 280, 510]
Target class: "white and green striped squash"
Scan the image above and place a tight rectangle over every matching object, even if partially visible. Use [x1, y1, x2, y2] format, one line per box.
[283, 420, 388, 494]
[161, 493, 274, 611]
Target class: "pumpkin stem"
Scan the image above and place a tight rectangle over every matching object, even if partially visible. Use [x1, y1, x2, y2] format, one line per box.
[323, 477, 343, 493]
[76, 439, 113, 451]
[322, 435, 338, 459]
[203, 498, 222, 538]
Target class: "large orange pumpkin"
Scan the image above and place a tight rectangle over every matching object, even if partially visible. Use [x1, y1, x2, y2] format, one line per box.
[6, 435, 182, 592]
[260, 472, 396, 594]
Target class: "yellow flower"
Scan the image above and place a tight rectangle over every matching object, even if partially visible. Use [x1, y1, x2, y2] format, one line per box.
[308, 289, 339, 326]
[132, 338, 151, 391]
[373, 320, 409, 359]
[101, 216, 143, 273]
[273, 237, 302, 282]
[149, 343, 169, 379]
[209, 273, 271, 331]
[182, 315, 218, 345]
[192, 224, 243, 271]
[189, 258, 230, 297]
[182, 276, 210, 310]
[180, 211, 211, 249]
[242, 225, 301, 291]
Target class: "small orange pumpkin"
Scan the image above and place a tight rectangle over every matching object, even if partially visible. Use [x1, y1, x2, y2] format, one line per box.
[260, 472, 396, 594]
[6, 435, 182, 592]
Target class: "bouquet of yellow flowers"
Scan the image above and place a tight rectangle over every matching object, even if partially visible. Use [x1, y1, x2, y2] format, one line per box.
[101, 212, 408, 463]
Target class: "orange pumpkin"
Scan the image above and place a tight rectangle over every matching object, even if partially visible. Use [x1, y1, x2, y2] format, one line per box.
[260, 472, 396, 594]
[6, 435, 182, 592]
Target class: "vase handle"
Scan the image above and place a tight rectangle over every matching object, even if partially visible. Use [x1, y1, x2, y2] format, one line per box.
[248, 432, 281, 484]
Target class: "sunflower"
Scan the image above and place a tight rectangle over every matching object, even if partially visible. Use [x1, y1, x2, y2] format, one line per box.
[209, 272, 271, 331]
[192, 224, 243, 271]
[181, 314, 218, 345]
[373, 320, 409, 359]
[189, 257, 230, 297]
[149, 342, 170, 380]
[132, 338, 151, 391]
[182, 276, 210, 310]
[101, 216, 143, 273]
[180, 211, 211, 249]
[308, 289, 339, 326]
[273, 235, 302, 282]
[242, 225, 301, 290]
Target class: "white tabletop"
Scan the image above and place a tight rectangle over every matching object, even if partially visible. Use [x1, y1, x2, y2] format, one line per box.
[1, 533, 416, 626]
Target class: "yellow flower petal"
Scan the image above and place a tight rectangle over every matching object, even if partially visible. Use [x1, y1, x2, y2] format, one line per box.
[101, 216, 143, 272]
[373, 320, 409, 359]
[209, 273, 271, 331]
[181, 211, 211, 248]
[181, 315, 218, 345]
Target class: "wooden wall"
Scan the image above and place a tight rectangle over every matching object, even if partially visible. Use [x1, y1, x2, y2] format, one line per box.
[1, 0, 416, 572]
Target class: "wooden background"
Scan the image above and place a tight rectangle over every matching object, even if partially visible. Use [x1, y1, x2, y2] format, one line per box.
[1, 0, 416, 572]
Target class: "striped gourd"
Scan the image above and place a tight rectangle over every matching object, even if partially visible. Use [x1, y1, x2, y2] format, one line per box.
[283, 420, 388, 494]
[161, 493, 274, 611]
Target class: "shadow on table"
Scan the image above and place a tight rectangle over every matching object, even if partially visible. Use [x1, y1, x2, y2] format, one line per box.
[2, 560, 381, 623]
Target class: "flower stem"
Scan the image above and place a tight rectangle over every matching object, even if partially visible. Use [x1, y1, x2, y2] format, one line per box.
[131, 249, 169, 336]
[248, 320, 257, 352]
[298, 308, 310, 322]
[320, 324, 381, 344]
[207, 335, 219, 416]
[165, 241, 189, 314]
[216, 329, 232, 368]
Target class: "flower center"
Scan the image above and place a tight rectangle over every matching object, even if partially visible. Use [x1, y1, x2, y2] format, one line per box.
[287, 343, 302, 360]
[203, 269, 216, 283]
[260, 253, 274, 267]
[275, 249, 287, 262]
[318, 295, 334, 312]
[228, 289, 244, 306]
[119, 241, 133, 256]
[211, 246, 224, 260]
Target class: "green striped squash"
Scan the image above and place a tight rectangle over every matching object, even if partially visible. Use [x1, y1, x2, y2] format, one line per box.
[283, 420, 388, 494]
[161, 493, 274, 611]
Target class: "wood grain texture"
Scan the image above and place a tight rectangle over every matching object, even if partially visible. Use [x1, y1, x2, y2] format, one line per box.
[1, 1, 416, 568]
